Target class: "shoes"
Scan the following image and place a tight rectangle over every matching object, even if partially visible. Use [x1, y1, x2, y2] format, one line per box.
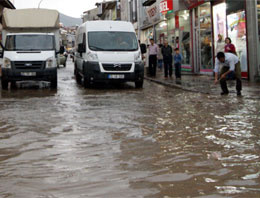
[237, 91, 242, 96]
[221, 92, 229, 95]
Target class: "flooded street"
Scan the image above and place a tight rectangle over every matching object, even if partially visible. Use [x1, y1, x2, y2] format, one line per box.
[0, 59, 259, 198]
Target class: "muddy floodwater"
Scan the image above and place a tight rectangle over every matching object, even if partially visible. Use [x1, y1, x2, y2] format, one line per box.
[0, 60, 260, 197]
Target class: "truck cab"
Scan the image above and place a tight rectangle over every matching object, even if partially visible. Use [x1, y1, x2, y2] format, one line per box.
[0, 8, 60, 90]
[1, 33, 57, 89]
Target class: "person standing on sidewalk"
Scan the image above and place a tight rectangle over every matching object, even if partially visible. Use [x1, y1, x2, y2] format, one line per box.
[161, 40, 173, 78]
[148, 38, 158, 77]
[214, 52, 242, 96]
[224, 37, 236, 55]
[173, 48, 183, 81]
[215, 34, 225, 56]
[157, 44, 163, 71]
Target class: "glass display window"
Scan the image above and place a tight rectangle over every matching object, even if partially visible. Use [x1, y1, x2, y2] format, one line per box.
[155, 21, 168, 45]
[179, 10, 191, 65]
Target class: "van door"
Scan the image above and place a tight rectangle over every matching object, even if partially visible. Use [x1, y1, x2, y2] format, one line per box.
[75, 33, 86, 72]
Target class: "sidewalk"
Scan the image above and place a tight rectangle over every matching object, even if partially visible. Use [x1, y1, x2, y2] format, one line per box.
[144, 69, 260, 99]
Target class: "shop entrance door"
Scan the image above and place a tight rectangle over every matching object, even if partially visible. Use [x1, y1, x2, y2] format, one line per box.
[172, 29, 183, 52]
[194, 2, 213, 74]
[194, 28, 201, 73]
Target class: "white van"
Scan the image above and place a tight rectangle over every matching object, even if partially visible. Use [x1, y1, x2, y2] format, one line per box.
[74, 21, 144, 88]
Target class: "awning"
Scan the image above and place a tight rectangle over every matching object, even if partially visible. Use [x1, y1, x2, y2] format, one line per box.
[143, 0, 156, 7]
[182, 0, 206, 9]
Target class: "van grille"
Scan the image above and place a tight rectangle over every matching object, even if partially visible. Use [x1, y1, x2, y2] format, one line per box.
[13, 61, 45, 70]
[102, 63, 132, 71]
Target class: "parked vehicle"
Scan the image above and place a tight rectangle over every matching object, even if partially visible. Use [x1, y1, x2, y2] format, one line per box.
[74, 21, 144, 88]
[0, 8, 60, 89]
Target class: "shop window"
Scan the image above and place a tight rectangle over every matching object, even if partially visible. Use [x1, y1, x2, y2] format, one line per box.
[179, 10, 191, 65]
[226, 1, 247, 74]
[155, 21, 168, 45]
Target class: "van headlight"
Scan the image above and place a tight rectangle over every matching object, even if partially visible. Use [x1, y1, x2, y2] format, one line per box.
[134, 51, 141, 62]
[3, 58, 11, 68]
[46, 57, 55, 68]
[87, 51, 98, 62]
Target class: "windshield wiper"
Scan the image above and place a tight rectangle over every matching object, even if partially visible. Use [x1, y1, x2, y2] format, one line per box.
[90, 46, 105, 51]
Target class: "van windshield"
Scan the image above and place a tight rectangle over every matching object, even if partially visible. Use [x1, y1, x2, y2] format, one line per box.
[88, 31, 138, 51]
[5, 35, 55, 51]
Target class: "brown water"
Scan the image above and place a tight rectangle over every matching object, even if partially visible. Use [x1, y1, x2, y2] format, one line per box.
[0, 60, 259, 197]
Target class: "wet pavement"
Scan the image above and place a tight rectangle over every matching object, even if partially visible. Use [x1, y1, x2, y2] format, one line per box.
[145, 69, 260, 100]
[0, 59, 260, 197]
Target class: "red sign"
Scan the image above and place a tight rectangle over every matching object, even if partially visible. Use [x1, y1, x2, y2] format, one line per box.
[175, 15, 179, 28]
[183, 0, 205, 9]
[160, 0, 173, 14]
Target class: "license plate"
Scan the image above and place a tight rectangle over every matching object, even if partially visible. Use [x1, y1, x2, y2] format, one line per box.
[108, 74, 125, 79]
[21, 72, 36, 76]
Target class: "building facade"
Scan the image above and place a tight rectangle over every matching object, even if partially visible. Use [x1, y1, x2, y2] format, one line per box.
[139, 0, 260, 81]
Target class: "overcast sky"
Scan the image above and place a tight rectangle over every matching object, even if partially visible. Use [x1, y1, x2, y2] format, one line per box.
[11, 0, 102, 18]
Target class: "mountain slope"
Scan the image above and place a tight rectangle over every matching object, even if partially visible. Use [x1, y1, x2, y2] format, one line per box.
[59, 13, 82, 27]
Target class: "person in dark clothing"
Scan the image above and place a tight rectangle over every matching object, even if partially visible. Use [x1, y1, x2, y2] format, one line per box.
[161, 40, 173, 78]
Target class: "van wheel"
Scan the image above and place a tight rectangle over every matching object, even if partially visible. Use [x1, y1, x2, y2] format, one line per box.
[135, 80, 143, 88]
[63, 62, 66, 67]
[11, 81, 17, 89]
[1, 79, 8, 90]
[50, 77, 57, 89]
[83, 76, 91, 88]
[75, 70, 82, 84]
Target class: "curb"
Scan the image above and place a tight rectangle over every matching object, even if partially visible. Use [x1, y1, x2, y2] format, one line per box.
[144, 76, 208, 94]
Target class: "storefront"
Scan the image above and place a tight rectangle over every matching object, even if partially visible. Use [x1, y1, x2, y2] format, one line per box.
[190, 1, 213, 74]
[165, 1, 192, 71]
[184, 0, 249, 77]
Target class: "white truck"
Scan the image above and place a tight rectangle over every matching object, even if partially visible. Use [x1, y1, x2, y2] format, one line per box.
[0, 8, 60, 89]
[74, 21, 144, 88]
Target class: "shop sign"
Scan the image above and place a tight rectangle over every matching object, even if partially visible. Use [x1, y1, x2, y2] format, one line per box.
[159, 0, 173, 14]
[183, 0, 205, 9]
[146, 3, 160, 23]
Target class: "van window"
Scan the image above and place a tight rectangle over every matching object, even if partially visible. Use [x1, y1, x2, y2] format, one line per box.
[88, 31, 138, 51]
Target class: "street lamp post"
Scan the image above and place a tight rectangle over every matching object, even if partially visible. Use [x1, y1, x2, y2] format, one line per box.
[38, 0, 44, 8]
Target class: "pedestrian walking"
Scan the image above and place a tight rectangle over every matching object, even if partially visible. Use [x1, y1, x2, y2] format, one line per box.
[161, 40, 173, 78]
[173, 48, 183, 81]
[224, 37, 236, 55]
[148, 38, 158, 77]
[214, 52, 242, 96]
[157, 44, 163, 71]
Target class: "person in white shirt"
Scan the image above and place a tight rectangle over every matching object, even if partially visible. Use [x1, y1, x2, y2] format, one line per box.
[214, 52, 242, 96]
[215, 34, 225, 56]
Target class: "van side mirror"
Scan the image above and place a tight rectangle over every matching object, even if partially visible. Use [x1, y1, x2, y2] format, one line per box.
[60, 46, 65, 54]
[0, 51, 3, 58]
[140, 43, 147, 54]
[78, 43, 86, 53]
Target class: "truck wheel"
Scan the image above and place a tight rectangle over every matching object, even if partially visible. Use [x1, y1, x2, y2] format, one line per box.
[135, 80, 143, 88]
[1, 79, 8, 90]
[50, 77, 57, 89]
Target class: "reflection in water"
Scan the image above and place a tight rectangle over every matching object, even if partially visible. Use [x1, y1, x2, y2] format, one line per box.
[0, 61, 259, 197]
